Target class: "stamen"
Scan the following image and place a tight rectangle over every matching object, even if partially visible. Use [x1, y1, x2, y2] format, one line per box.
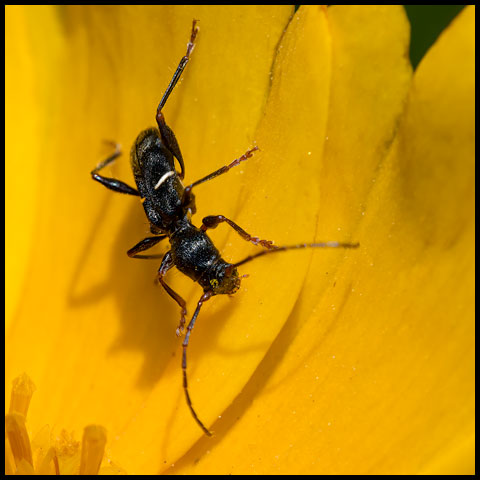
[5, 412, 33, 469]
[5, 374, 117, 474]
[79, 425, 107, 475]
[9, 372, 36, 416]
[37, 447, 59, 475]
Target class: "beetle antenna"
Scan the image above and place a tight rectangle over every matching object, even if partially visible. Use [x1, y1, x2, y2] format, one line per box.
[232, 241, 360, 269]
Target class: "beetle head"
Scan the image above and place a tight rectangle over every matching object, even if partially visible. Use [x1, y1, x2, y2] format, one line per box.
[208, 263, 241, 295]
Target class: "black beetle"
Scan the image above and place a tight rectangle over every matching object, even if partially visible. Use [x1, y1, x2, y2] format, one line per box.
[91, 20, 358, 436]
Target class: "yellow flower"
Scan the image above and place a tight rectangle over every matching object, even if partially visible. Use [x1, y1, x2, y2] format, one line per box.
[5, 374, 124, 474]
[5, 5, 474, 475]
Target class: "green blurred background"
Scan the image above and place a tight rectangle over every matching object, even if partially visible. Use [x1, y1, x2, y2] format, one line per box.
[404, 5, 466, 68]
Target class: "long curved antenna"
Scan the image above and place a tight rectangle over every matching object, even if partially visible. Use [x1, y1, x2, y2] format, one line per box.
[182, 290, 213, 436]
[232, 241, 360, 269]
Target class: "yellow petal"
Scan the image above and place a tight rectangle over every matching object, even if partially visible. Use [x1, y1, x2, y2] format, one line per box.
[169, 5, 474, 474]
[6, 4, 297, 473]
[7, 4, 473, 474]
[5, 5, 63, 328]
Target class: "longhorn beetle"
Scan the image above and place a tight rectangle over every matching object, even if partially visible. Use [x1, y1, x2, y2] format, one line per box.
[91, 20, 359, 436]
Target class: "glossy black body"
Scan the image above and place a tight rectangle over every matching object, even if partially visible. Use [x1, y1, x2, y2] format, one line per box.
[170, 219, 240, 294]
[131, 128, 187, 233]
[89, 20, 269, 437]
[130, 127, 240, 295]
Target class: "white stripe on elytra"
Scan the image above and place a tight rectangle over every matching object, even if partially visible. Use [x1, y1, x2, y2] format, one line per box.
[154, 171, 175, 189]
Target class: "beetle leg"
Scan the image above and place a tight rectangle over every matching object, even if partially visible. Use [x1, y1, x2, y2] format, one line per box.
[156, 112, 186, 180]
[201, 215, 278, 250]
[155, 20, 199, 180]
[91, 143, 140, 196]
[182, 290, 213, 436]
[156, 20, 199, 113]
[182, 147, 258, 207]
[157, 251, 188, 336]
[127, 235, 167, 259]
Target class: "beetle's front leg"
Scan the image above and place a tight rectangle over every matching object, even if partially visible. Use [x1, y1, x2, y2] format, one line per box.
[182, 147, 259, 207]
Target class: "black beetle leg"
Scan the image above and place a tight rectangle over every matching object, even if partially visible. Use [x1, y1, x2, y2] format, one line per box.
[127, 235, 167, 259]
[155, 20, 199, 180]
[91, 143, 140, 196]
[156, 112, 186, 180]
[157, 251, 188, 336]
[182, 290, 213, 436]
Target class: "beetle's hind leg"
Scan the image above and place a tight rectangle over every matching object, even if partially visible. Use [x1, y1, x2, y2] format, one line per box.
[156, 19, 199, 115]
[91, 142, 140, 196]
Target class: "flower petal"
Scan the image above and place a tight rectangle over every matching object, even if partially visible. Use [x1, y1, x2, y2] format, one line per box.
[112, 4, 332, 468]
[6, 5, 298, 474]
[169, 5, 474, 474]
[5, 5, 63, 328]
